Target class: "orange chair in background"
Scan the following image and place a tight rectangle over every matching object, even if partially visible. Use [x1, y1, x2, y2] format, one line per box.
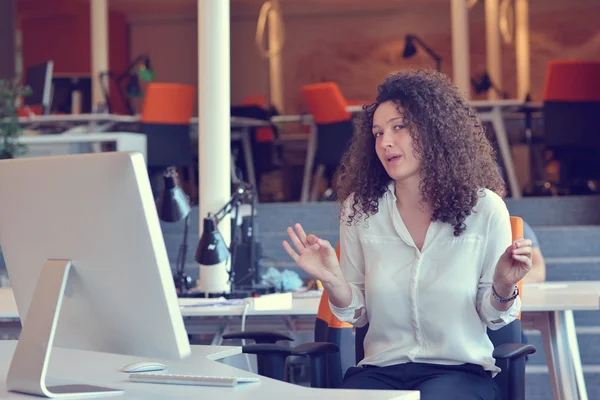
[141, 83, 195, 125]
[140, 83, 195, 198]
[241, 95, 266, 107]
[543, 61, 600, 102]
[543, 60, 600, 193]
[300, 82, 354, 202]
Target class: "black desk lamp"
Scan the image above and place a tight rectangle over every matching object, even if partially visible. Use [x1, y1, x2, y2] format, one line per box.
[157, 167, 194, 295]
[99, 54, 154, 114]
[402, 34, 442, 72]
[195, 183, 256, 295]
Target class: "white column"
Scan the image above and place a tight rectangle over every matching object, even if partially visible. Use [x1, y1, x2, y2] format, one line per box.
[515, 0, 531, 99]
[90, 0, 109, 112]
[485, 0, 502, 100]
[197, 0, 232, 294]
[451, 0, 471, 99]
[268, 0, 285, 112]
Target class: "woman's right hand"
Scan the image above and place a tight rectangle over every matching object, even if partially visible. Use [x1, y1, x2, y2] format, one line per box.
[282, 223, 343, 285]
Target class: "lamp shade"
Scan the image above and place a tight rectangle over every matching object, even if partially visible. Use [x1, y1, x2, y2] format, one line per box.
[195, 218, 230, 266]
[157, 168, 191, 222]
[402, 35, 417, 59]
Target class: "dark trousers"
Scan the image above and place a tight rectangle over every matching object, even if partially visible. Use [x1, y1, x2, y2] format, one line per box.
[340, 362, 501, 400]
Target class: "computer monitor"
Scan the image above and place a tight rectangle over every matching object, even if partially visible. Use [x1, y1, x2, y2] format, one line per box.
[23, 61, 54, 115]
[0, 152, 191, 398]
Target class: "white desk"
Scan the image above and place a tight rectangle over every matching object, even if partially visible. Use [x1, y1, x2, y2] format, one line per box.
[0, 289, 320, 320]
[0, 291, 321, 347]
[0, 341, 418, 399]
[16, 114, 268, 191]
[522, 282, 600, 400]
[0, 283, 595, 400]
[17, 132, 147, 163]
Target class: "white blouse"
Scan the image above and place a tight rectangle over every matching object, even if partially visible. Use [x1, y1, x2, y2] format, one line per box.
[329, 183, 521, 375]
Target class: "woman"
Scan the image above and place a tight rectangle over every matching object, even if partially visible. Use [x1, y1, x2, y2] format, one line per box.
[282, 70, 532, 399]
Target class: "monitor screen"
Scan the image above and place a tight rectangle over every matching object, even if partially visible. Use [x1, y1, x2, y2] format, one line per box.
[23, 61, 54, 114]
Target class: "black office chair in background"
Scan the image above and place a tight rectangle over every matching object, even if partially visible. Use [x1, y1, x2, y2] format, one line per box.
[543, 60, 600, 195]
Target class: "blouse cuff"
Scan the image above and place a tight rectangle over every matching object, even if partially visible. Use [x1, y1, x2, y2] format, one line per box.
[329, 284, 364, 323]
[481, 286, 522, 329]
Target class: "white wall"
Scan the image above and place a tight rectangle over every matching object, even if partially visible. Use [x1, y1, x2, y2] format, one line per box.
[129, 15, 199, 113]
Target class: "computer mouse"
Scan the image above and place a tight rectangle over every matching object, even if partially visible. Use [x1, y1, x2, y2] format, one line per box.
[121, 361, 168, 373]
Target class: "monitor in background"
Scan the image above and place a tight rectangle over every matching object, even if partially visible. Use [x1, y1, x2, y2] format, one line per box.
[0, 152, 191, 398]
[23, 61, 54, 115]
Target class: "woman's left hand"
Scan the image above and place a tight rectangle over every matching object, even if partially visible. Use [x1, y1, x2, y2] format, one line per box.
[493, 237, 533, 291]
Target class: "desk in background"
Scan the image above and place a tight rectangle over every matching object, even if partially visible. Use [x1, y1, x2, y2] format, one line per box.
[288, 100, 541, 202]
[16, 100, 538, 202]
[17, 114, 268, 191]
[17, 132, 147, 163]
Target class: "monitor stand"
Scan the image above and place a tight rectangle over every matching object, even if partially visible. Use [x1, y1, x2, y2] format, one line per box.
[6, 259, 124, 398]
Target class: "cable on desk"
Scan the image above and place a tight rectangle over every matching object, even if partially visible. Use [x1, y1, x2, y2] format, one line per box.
[241, 299, 253, 372]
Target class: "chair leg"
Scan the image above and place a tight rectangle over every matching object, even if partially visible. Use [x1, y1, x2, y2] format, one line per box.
[308, 353, 328, 388]
[507, 357, 527, 400]
[256, 353, 290, 381]
[309, 164, 325, 202]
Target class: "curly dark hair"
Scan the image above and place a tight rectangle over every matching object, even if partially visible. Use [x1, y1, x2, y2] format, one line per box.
[334, 69, 505, 236]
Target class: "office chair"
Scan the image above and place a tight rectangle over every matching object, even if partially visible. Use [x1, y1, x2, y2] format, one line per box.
[543, 60, 600, 194]
[231, 96, 283, 195]
[221, 330, 294, 381]
[300, 82, 355, 201]
[223, 216, 536, 399]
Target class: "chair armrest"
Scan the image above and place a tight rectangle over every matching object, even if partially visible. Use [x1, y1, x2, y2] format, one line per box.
[291, 342, 339, 357]
[493, 343, 536, 400]
[222, 330, 294, 344]
[493, 343, 536, 360]
[239, 343, 292, 381]
[241, 343, 292, 356]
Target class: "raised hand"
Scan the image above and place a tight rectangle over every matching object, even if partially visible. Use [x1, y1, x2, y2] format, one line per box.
[282, 223, 342, 284]
[494, 237, 533, 291]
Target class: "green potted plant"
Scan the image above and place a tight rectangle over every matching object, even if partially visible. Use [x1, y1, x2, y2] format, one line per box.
[0, 79, 30, 159]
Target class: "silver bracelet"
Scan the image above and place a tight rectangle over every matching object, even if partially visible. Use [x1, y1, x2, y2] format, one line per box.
[492, 284, 519, 303]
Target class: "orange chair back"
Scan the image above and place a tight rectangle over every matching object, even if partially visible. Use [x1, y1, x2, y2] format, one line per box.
[316, 291, 352, 329]
[301, 82, 351, 124]
[510, 216, 524, 319]
[17, 105, 43, 116]
[241, 95, 266, 107]
[543, 60, 600, 102]
[315, 241, 352, 329]
[141, 83, 195, 124]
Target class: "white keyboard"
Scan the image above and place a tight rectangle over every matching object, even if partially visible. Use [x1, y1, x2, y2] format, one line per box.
[129, 373, 260, 387]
